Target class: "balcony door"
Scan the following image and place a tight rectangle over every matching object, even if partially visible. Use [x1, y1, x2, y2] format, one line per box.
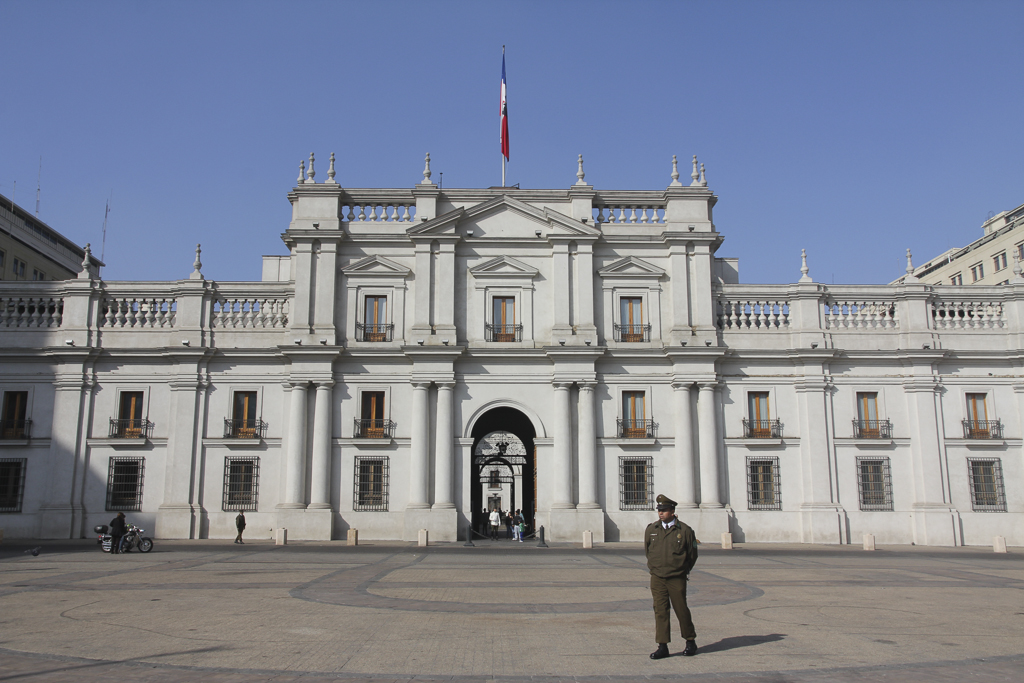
[118, 392, 144, 438]
[748, 392, 771, 438]
[620, 297, 643, 341]
[857, 392, 879, 437]
[364, 296, 387, 341]
[966, 393, 988, 438]
[493, 297, 515, 341]
[361, 391, 386, 438]
[233, 391, 258, 438]
[2, 391, 27, 438]
[622, 391, 646, 438]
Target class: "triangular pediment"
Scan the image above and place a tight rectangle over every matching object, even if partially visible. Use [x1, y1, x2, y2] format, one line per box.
[407, 196, 600, 240]
[598, 256, 666, 278]
[468, 255, 540, 278]
[341, 255, 411, 276]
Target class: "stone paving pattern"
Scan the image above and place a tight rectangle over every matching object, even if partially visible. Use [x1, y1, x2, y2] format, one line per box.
[0, 539, 1022, 681]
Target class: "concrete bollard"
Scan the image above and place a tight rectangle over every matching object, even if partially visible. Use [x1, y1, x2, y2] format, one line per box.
[721, 532, 733, 550]
[418, 529, 428, 547]
[275, 528, 287, 546]
[0, 528, 4, 544]
[347, 529, 358, 546]
[863, 534, 876, 551]
[536, 525, 548, 548]
[463, 523, 476, 547]
[582, 530, 593, 549]
[994, 536, 1007, 553]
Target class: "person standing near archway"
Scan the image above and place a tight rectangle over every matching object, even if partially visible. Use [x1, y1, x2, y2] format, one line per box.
[489, 507, 501, 540]
[646, 494, 699, 659]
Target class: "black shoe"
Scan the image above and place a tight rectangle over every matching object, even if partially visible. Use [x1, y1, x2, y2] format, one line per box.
[650, 644, 670, 660]
[682, 640, 698, 657]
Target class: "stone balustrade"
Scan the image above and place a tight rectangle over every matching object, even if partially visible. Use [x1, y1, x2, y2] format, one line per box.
[930, 296, 1005, 330]
[823, 298, 898, 330]
[101, 295, 177, 328]
[212, 296, 289, 329]
[0, 294, 63, 328]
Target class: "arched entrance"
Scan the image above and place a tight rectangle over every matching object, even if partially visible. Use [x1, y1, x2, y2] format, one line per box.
[470, 407, 536, 538]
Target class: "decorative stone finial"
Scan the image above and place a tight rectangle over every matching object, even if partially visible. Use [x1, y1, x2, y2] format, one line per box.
[190, 243, 203, 280]
[326, 153, 337, 184]
[1014, 254, 1023, 282]
[307, 153, 316, 181]
[690, 155, 700, 186]
[699, 163, 707, 187]
[903, 248, 919, 282]
[297, 159, 306, 184]
[423, 153, 432, 182]
[670, 155, 682, 186]
[799, 249, 812, 283]
[575, 154, 586, 185]
[79, 243, 93, 279]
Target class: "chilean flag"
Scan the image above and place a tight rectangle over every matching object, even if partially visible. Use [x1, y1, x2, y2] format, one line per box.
[500, 52, 509, 160]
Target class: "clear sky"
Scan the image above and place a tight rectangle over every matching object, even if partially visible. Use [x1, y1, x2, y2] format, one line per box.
[1, 1, 1021, 285]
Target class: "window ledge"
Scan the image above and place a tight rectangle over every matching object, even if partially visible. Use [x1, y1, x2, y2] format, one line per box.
[87, 438, 163, 448]
[0, 439, 31, 447]
[605, 438, 657, 446]
[945, 438, 1010, 449]
[833, 438, 896, 448]
[725, 438, 786, 447]
[344, 437, 395, 447]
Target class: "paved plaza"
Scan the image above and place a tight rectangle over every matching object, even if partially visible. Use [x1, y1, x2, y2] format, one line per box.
[0, 538, 1022, 682]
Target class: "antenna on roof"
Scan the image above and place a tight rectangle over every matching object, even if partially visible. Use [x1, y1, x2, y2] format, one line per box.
[35, 157, 41, 217]
[100, 191, 111, 263]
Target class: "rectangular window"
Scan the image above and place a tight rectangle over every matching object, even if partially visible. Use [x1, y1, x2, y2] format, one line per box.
[620, 391, 649, 438]
[963, 393, 1001, 439]
[857, 457, 893, 511]
[105, 457, 145, 511]
[354, 456, 389, 511]
[358, 391, 386, 438]
[222, 457, 260, 511]
[0, 250, 5, 269]
[619, 297, 646, 341]
[1018, 243, 1024, 263]
[113, 391, 147, 438]
[746, 457, 781, 510]
[854, 392, 890, 438]
[491, 297, 517, 341]
[488, 468, 501, 489]
[31, 268, 45, 281]
[0, 458, 27, 513]
[230, 391, 259, 438]
[994, 252, 1007, 271]
[12, 258, 25, 279]
[950, 272, 963, 286]
[970, 263, 984, 282]
[363, 295, 389, 341]
[745, 392, 778, 438]
[1, 391, 29, 439]
[619, 456, 654, 511]
[967, 458, 1006, 512]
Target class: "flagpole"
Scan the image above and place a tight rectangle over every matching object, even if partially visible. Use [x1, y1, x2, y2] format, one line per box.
[502, 45, 506, 188]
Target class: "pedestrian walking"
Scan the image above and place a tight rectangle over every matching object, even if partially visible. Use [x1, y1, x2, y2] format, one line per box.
[489, 507, 501, 540]
[235, 510, 246, 544]
[505, 510, 514, 539]
[645, 494, 699, 659]
[109, 512, 127, 555]
[513, 509, 524, 541]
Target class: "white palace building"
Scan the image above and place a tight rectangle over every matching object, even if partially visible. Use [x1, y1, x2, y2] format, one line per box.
[0, 153, 1020, 547]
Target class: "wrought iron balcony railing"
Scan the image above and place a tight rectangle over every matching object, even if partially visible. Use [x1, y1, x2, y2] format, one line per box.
[355, 322, 393, 342]
[354, 418, 396, 439]
[109, 418, 153, 439]
[853, 419, 892, 439]
[743, 418, 783, 439]
[617, 418, 657, 439]
[224, 418, 268, 439]
[485, 323, 523, 342]
[613, 323, 651, 342]
[963, 419, 1003, 440]
[0, 419, 31, 439]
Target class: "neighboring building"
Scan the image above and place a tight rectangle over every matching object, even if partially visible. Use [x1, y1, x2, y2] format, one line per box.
[0, 194, 102, 281]
[0, 154, 1021, 548]
[893, 201, 1024, 286]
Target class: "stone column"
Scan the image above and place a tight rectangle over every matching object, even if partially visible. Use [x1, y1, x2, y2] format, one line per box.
[433, 382, 455, 509]
[674, 383, 697, 507]
[577, 383, 599, 508]
[38, 373, 87, 538]
[281, 382, 309, 508]
[551, 383, 575, 508]
[697, 382, 721, 507]
[408, 382, 431, 509]
[308, 381, 333, 509]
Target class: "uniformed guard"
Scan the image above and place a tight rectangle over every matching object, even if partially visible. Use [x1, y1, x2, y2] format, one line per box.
[645, 494, 699, 659]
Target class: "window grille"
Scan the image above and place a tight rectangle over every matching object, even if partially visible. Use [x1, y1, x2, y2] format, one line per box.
[619, 456, 654, 511]
[222, 457, 260, 511]
[355, 322, 394, 342]
[106, 457, 145, 511]
[742, 419, 782, 438]
[853, 419, 892, 439]
[613, 323, 651, 342]
[746, 457, 781, 510]
[967, 458, 1006, 512]
[0, 458, 27, 513]
[354, 456, 389, 511]
[484, 323, 523, 342]
[856, 457, 893, 511]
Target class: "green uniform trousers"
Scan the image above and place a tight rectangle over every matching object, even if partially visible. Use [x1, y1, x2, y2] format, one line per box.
[650, 574, 695, 643]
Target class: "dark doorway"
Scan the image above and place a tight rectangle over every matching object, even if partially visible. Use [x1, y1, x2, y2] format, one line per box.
[470, 407, 536, 538]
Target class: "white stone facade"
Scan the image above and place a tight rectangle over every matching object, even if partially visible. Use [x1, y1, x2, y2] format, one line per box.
[0, 154, 1021, 547]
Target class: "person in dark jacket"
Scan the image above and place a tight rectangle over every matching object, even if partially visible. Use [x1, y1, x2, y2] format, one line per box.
[109, 512, 127, 555]
[235, 510, 246, 544]
[645, 494, 699, 659]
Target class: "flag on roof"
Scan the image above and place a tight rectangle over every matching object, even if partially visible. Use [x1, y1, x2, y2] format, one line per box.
[500, 51, 509, 161]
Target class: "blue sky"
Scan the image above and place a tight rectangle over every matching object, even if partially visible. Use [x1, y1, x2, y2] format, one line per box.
[1, 1, 1021, 284]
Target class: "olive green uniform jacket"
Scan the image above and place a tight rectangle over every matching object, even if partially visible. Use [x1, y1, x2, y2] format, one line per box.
[644, 519, 698, 579]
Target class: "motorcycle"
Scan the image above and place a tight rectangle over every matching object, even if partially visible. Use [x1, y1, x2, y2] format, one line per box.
[94, 523, 153, 553]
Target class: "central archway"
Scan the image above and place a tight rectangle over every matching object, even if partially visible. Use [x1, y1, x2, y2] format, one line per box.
[470, 407, 536, 538]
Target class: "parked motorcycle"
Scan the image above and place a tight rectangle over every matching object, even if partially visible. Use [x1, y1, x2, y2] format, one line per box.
[94, 523, 153, 553]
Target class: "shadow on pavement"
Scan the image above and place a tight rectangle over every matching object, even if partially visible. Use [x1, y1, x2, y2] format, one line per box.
[0, 646, 228, 682]
[697, 633, 786, 654]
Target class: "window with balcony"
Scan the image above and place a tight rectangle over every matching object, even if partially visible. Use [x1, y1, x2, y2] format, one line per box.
[0, 458, 26, 513]
[105, 456, 145, 511]
[488, 469, 501, 489]
[225, 391, 266, 439]
[619, 456, 654, 510]
[967, 458, 1006, 512]
[357, 295, 392, 342]
[746, 457, 781, 510]
[354, 456, 389, 511]
[616, 297, 650, 342]
[854, 392, 891, 438]
[970, 262, 984, 282]
[744, 392, 781, 438]
[857, 457, 893, 511]
[1, 391, 30, 439]
[950, 272, 963, 286]
[486, 296, 521, 341]
[223, 456, 259, 511]
[355, 391, 394, 438]
[963, 393, 1001, 439]
[618, 391, 655, 438]
[110, 391, 152, 439]
[994, 252, 1008, 271]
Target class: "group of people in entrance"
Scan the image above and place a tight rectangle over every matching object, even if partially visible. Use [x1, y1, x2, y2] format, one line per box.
[486, 508, 527, 541]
